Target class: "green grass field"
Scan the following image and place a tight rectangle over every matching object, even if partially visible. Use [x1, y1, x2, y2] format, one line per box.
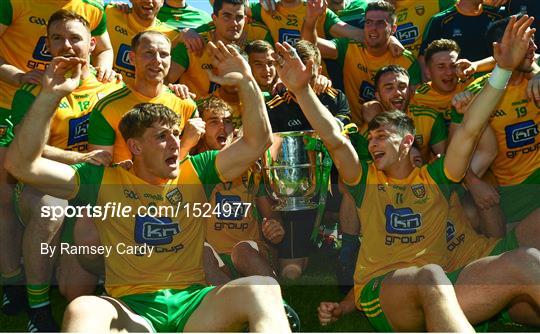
[0, 247, 537, 332]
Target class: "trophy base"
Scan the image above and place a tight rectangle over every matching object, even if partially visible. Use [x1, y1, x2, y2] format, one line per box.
[273, 197, 317, 211]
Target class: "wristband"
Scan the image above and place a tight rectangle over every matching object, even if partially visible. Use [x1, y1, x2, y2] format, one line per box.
[488, 65, 512, 90]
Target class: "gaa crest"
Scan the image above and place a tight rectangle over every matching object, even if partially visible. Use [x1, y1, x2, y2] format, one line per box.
[166, 188, 183, 206]
[411, 184, 426, 198]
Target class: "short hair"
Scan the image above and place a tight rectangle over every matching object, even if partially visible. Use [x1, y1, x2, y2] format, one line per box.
[368, 110, 416, 137]
[245, 39, 274, 55]
[485, 15, 521, 57]
[424, 39, 461, 64]
[228, 43, 248, 61]
[119, 103, 180, 141]
[47, 10, 90, 35]
[131, 31, 171, 52]
[366, 1, 396, 25]
[294, 40, 321, 67]
[213, 0, 245, 16]
[373, 65, 409, 91]
[197, 96, 233, 119]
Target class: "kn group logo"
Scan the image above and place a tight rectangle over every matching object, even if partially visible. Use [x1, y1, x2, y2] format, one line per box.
[445, 220, 456, 242]
[216, 192, 244, 220]
[396, 23, 419, 45]
[134, 215, 180, 245]
[278, 29, 301, 46]
[209, 81, 221, 93]
[359, 81, 375, 101]
[385, 205, 422, 234]
[116, 44, 135, 71]
[32, 36, 52, 62]
[67, 114, 91, 146]
[505, 120, 538, 149]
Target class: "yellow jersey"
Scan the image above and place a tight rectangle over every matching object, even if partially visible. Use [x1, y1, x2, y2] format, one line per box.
[88, 86, 197, 162]
[347, 158, 458, 309]
[105, 5, 180, 87]
[333, 39, 421, 117]
[206, 171, 263, 254]
[453, 75, 540, 185]
[250, 1, 340, 46]
[408, 104, 448, 161]
[171, 22, 272, 98]
[394, 0, 456, 57]
[444, 191, 498, 272]
[11, 72, 122, 152]
[0, 0, 107, 110]
[70, 150, 222, 297]
[412, 79, 471, 122]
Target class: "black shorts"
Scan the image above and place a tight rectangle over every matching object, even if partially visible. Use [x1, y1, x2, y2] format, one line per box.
[277, 209, 316, 259]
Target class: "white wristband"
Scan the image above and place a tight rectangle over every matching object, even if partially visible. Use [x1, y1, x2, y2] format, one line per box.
[488, 65, 512, 90]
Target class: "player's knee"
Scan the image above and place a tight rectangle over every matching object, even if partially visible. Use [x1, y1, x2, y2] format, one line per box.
[231, 241, 257, 261]
[241, 276, 282, 299]
[63, 295, 101, 323]
[416, 264, 449, 285]
[504, 248, 540, 281]
[280, 262, 304, 280]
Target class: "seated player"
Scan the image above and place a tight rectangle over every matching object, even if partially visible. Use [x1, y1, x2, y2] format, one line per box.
[273, 15, 540, 331]
[5, 41, 292, 332]
[0, 0, 115, 318]
[5, 10, 123, 331]
[193, 96, 284, 284]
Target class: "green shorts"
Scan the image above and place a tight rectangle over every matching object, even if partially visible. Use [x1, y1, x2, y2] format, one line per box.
[219, 253, 240, 279]
[0, 107, 14, 147]
[499, 168, 540, 223]
[13, 182, 77, 244]
[119, 285, 214, 332]
[360, 231, 519, 332]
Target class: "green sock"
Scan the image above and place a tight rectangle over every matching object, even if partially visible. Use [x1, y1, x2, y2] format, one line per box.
[27, 284, 50, 308]
[1, 268, 24, 284]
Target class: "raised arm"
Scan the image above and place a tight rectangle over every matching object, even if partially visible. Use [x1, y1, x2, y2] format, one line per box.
[273, 42, 361, 185]
[92, 32, 114, 70]
[301, 0, 339, 60]
[4, 57, 85, 199]
[445, 15, 536, 181]
[207, 42, 272, 181]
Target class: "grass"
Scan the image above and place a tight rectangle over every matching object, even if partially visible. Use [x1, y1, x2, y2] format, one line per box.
[0, 247, 537, 332]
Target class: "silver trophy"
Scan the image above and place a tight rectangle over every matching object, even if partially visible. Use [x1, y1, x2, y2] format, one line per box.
[262, 131, 321, 211]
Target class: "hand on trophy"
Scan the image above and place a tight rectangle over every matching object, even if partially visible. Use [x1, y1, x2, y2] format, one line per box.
[206, 41, 254, 88]
[272, 42, 314, 94]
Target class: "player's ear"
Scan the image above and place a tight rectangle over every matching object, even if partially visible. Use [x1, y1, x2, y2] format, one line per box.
[127, 138, 142, 156]
[89, 37, 96, 54]
[128, 50, 136, 65]
[402, 133, 415, 150]
[390, 23, 397, 35]
[212, 13, 218, 24]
